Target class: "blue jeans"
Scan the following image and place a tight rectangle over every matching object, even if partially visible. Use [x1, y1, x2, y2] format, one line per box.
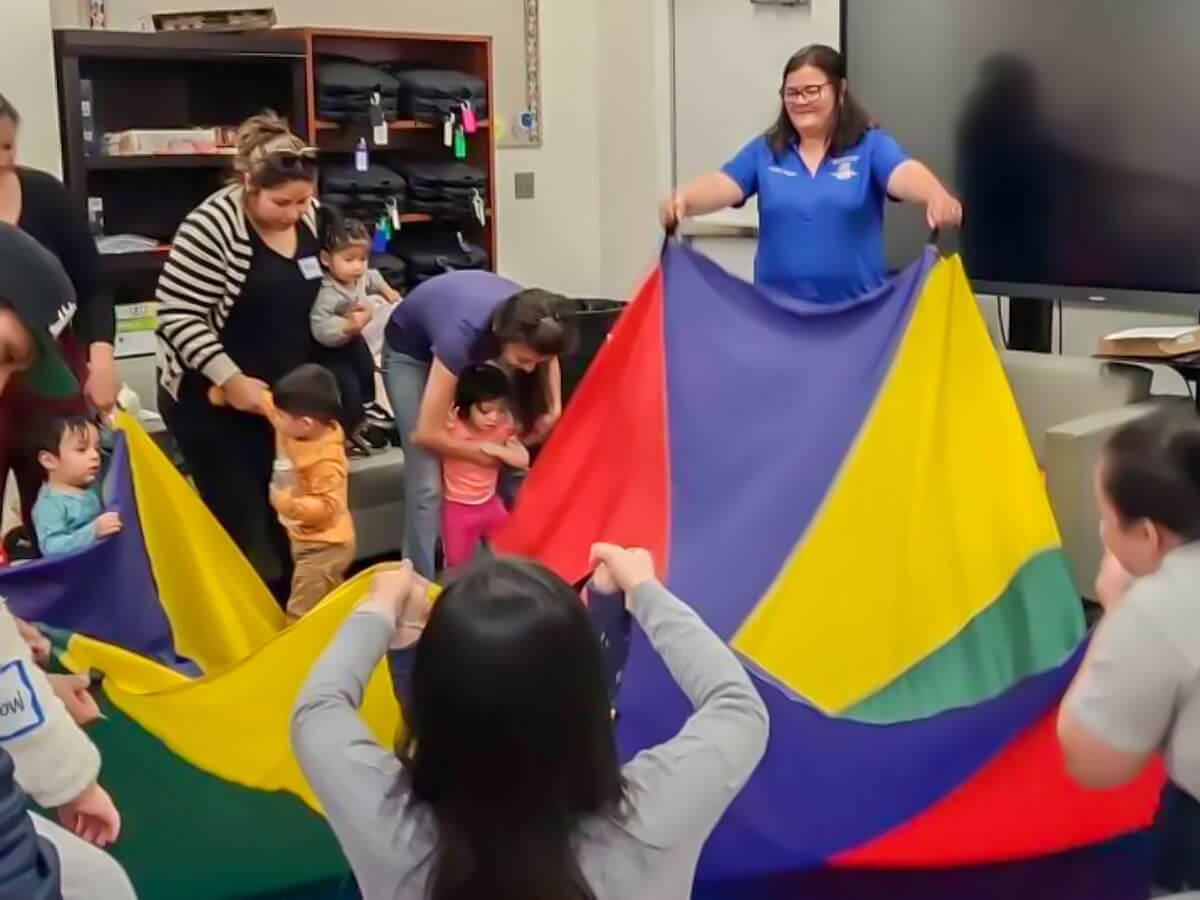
[381, 346, 442, 578]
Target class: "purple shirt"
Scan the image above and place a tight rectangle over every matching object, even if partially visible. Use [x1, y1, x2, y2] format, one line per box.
[384, 270, 522, 374]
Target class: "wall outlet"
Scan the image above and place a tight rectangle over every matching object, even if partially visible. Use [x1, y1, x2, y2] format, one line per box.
[515, 172, 535, 200]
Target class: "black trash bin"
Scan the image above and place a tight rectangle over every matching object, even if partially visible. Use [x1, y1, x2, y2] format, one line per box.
[561, 298, 624, 407]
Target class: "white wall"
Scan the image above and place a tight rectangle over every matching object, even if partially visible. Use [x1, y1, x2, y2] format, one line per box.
[594, 0, 673, 300]
[4, 0, 62, 176]
[49, 0, 606, 297]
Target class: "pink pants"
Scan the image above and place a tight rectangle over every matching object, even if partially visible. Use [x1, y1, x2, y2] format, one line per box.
[442, 495, 509, 568]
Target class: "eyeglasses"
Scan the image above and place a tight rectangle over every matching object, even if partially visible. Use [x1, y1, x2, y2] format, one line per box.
[782, 83, 831, 103]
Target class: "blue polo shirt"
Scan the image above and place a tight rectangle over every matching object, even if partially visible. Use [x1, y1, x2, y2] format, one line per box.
[721, 127, 909, 302]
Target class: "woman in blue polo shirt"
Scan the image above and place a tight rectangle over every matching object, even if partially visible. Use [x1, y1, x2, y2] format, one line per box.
[663, 44, 961, 303]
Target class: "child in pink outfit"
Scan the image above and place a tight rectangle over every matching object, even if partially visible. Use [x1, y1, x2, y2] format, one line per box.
[441, 364, 530, 568]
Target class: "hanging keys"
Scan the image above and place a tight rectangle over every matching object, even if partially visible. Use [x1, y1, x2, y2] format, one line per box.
[471, 188, 486, 226]
[461, 101, 478, 135]
[369, 92, 388, 147]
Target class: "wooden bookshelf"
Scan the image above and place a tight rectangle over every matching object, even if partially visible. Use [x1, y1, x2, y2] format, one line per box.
[288, 27, 498, 271]
[53, 26, 498, 300]
[54, 28, 308, 304]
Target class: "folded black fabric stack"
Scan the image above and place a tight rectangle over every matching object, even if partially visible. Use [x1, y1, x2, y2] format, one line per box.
[402, 162, 487, 224]
[392, 230, 490, 287]
[393, 69, 488, 125]
[316, 58, 401, 123]
[370, 253, 408, 291]
[320, 164, 407, 223]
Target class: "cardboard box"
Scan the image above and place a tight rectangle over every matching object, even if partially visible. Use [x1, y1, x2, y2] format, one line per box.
[1097, 326, 1200, 359]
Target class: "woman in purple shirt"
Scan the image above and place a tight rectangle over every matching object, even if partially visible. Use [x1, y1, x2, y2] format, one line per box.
[382, 271, 576, 576]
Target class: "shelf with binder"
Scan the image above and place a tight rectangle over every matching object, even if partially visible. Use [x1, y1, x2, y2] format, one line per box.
[54, 28, 309, 306]
[99, 247, 171, 273]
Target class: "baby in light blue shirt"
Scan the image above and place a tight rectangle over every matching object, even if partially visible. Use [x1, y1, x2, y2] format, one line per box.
[29, 415, 122, 558]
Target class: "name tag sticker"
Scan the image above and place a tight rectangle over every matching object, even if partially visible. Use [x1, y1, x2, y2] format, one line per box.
[297, 256, 323, 280]
[0, 660, 45, 741]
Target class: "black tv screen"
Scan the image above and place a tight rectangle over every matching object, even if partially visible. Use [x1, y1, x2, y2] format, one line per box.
[844, 0, 1200, 304]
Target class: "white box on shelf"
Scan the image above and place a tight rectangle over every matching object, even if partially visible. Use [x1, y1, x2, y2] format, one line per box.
[114, 302, 157, 359]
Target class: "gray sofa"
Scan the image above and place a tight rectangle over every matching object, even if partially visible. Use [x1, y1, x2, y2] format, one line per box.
[347, 448, 405, 561]
[999, 350, 1185, 599]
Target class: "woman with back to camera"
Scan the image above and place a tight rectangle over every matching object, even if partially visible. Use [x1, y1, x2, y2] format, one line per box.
[291, 546, 770, 900]
[663, 44, 962, 303]
[155, 111, 324, 592]
[382, 274, 576, 578]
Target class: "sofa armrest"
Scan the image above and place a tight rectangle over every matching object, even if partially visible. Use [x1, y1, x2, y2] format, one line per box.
[1042, 399, 1185, 598]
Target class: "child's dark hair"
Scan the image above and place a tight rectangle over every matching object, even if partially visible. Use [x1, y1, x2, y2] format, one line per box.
[273, 364, 342, 423]
[26, 414, 94, 474]
[1102, 410, 1200, 540]
[319, 205, 371, 256]
[455, 364, 512, 421]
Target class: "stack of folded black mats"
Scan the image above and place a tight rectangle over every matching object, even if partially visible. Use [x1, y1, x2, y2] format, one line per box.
[370, 253, 408, 291]
[392, 70, 488, 125]
[316, 58, 400, 123]
[320, 164, 407, 223]
[392, 231, 489, 287]
[402, 162, 487, 223]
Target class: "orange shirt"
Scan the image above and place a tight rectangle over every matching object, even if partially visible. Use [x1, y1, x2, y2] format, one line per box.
[264, 392, 354, 545]
[442, 416, 515, 505]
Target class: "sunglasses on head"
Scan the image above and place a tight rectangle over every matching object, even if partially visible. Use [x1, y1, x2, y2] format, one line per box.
[259, 147, 319, 172]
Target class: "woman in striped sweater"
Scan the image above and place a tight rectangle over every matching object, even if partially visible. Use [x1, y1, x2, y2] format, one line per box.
[155, 112, 324, 592]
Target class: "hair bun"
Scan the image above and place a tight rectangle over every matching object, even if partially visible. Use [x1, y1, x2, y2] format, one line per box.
[234, 110, 305, 180]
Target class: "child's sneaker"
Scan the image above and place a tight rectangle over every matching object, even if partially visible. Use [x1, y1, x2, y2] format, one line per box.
[346, 434, 372, 459]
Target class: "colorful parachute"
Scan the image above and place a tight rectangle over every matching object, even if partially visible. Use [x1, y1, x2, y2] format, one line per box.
[3, 417, 396, 899]
[0, 241, 1165, 895]
[496, 241, 1163, 879]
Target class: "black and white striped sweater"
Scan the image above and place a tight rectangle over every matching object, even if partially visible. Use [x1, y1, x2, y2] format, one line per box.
[155, 184, 318, 399]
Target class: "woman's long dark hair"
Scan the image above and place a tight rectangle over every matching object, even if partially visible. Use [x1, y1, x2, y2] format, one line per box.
[766, 44, 874, 159]
[472, 288, 578, 429]
[399, 558, 626, 900]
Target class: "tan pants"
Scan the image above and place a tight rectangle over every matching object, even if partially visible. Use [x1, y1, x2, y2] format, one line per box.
[288, 540, 355, 622]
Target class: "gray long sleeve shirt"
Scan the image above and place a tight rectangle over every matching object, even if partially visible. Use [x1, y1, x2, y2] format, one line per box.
[290, 579, 770, 900]
[311, 270, 391, 348]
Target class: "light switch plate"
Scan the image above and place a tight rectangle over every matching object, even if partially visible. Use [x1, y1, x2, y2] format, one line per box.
[515, 172, 535, 200]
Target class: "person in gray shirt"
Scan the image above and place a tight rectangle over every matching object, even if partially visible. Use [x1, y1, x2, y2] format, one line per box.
[310, 208, 400, 443]
[291, 546, 769, 900]
[1058, 411, 1200, 893]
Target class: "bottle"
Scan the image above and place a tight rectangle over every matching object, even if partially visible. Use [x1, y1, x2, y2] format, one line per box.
[354, 138, 369, 173]
[272, 456, 297, 493]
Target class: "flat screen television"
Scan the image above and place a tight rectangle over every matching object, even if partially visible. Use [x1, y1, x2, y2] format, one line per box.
[843, 0, 1200, 310]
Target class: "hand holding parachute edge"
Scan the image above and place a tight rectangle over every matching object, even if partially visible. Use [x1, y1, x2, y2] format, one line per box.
[589, 544, 657, 597]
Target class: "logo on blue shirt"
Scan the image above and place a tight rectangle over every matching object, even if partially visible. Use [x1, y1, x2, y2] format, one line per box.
[830, 155, 860, 181]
